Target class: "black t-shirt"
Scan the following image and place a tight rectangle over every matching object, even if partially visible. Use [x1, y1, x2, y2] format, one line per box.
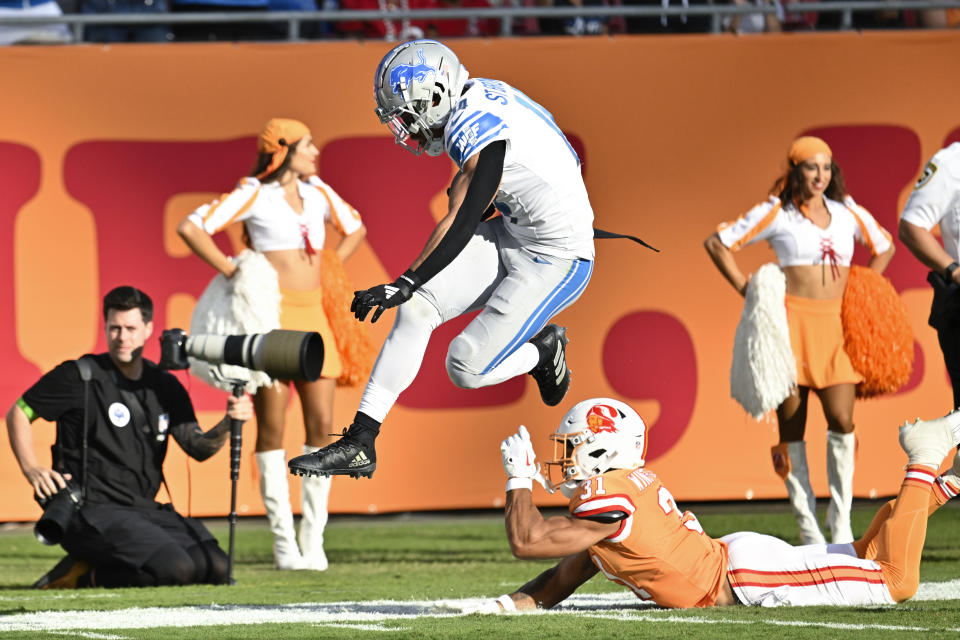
[21, 354, 197, 506]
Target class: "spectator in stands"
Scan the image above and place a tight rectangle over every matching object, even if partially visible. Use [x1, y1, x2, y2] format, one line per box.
[538, 0, 619, 35]
[624, 0, 711, 33]
[499, 0, 627, 37]
[265, 0, 336, 39]
[915, 3, 960, 27]
[503, 0, 540, 36]
[812, 0, 943, 30]
[337, 0, 426, 40]
[80, 0, 172, 42]
[778, 0, 816, 30]
[0, 0, 72, 44]
[267, 0, 338, 38]
[422, 0, 499, 38]
[723, 0, 782, 33]
[821, 3, 904, 29]
[267, 0, 315, 39]
[171, 0, 272, 41]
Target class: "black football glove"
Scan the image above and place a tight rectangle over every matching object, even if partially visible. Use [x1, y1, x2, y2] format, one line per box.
[351, 270, 422, 323]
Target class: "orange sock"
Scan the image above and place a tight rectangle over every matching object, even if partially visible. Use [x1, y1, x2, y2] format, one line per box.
[872, 465, 935, 602]
[853, 499, 892, 560]
[853, 481, 951, 560]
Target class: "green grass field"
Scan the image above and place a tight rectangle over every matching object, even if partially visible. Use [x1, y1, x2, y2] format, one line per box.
[1, 501, 958, 639]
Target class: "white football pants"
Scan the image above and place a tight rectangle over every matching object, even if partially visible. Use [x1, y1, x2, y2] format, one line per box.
[357, 217, 593, 422]
[723, 531, 895, 607]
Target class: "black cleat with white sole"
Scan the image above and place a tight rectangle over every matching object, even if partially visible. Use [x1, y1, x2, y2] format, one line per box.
[288, 437, 376, 479]
[528, 324, 570, 407]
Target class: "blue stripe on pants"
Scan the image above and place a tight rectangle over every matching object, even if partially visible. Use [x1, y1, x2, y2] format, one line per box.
[481, 258, 593, 374]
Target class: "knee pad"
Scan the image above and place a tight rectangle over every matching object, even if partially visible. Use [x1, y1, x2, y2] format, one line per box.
[446, 334, 483, 390]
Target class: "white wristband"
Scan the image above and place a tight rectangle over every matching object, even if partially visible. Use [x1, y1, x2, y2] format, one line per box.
[505, 477, 533, 492]
[496, 594, 517, 612]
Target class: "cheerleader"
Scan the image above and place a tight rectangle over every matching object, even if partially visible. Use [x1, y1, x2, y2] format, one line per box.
[178, 118, 371, 570]
[704, 136, 895, 544]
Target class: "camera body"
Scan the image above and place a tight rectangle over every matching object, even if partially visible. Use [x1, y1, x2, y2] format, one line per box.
[35, 481, 82, 545]
[159, 328, 190, 370]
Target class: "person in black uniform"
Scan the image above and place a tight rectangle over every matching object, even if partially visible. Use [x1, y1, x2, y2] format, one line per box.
[5, 286, 253, 588]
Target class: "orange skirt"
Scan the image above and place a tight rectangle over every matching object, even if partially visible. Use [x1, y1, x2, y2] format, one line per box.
[785, 294, 862, 389]
[279, 287, 343, 380]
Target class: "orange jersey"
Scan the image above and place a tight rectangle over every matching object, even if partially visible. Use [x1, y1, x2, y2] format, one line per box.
[569, 468, 729, 608]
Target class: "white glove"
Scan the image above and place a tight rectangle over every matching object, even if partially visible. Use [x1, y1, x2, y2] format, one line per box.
[500, 425, 546, 491]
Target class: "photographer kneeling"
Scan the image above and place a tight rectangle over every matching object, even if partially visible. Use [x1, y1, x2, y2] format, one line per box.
[5, 286, 253, 589]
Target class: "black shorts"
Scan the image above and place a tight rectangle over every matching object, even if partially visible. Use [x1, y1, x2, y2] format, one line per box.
[62, 502, 217, 569]
[928, 273, 960, 407]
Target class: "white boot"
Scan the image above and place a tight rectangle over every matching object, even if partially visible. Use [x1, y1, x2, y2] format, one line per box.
[772, 441, 826, 545]
[255, 449, 306, 570]
[298, 445, 331, 571]
[826, 431, 855, 544]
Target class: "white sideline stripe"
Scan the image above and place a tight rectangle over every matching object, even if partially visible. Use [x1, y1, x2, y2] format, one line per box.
[1, 580, 958, 633]
[0, 602, 458, 632]
[315, 622, 406, 632]
[0, 593, 120, 602]
[46, 633, 127, 640]
[579, 612, 960, 633]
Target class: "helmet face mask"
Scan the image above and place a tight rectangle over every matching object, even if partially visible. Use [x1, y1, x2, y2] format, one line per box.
[543, 399, 649, 498]
[377, 102, 440, 156]
[373, 40, 468, 157]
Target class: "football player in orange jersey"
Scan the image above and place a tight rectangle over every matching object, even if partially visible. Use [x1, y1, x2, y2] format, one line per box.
[483, 398, 960, 612]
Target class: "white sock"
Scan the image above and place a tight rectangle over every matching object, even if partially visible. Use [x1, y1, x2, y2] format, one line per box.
[474, 342, 541, 387]
[357, 381, 401, 424]
[356, 295, 442, 422]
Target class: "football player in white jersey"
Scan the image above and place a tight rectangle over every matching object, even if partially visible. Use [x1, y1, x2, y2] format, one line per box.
[899, 142, 960, 411]
[289, 40, 595, 479]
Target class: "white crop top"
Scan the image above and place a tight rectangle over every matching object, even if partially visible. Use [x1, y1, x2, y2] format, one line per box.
[186, 175, 363, 252]
[716, 195, 892, 268]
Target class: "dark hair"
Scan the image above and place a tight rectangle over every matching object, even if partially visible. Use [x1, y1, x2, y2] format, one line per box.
[771, 159, 848, 208]
[249, 138, 302, 183]
[102, 286, 153, 323]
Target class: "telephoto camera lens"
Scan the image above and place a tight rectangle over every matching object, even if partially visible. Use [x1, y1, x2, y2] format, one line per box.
[185, 330, 324, 381]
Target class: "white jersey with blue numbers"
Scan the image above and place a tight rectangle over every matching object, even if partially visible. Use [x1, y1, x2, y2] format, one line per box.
[443, 78, 595, 261]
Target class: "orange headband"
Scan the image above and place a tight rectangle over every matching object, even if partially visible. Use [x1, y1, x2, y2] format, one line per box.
[788, 136, 832, 165]
[256, 118, 311, 179]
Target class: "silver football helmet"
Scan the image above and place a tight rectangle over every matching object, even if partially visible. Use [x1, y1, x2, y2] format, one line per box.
[373, 39, 469, 157]
[544, 398, 648, 498]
